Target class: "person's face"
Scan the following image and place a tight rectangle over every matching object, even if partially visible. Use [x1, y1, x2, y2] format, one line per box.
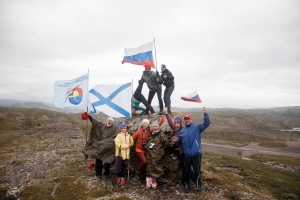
[174, 123, 180, 128]
[106, 119, 114, 127]
[161, 67, 166, 71]
[152, 125, 159, 131]
[145, 68, 151, 73]
[184, 118, 191, 125]
[142, 122, 149, 128]
[121, 127, 127, 133]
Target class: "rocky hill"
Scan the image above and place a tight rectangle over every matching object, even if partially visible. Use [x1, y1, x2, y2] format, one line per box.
[0, 106, 300, 199]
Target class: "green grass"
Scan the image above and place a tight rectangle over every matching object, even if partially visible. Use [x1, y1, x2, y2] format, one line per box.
[203, 151, 300, 200]
[259, 142, 288, 148]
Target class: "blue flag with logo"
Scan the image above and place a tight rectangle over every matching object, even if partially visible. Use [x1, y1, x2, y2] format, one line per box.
[53, 73, 89, 109]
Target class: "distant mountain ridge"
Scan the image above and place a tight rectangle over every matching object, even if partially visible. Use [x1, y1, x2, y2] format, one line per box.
[1, 99, 300, 114]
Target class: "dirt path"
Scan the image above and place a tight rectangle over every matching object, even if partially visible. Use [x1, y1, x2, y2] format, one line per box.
[203, 141, 300, 157]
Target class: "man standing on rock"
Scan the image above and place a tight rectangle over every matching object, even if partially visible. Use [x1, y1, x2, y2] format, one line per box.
[82, 114, 119, 179]
[172, 107, 210, 193]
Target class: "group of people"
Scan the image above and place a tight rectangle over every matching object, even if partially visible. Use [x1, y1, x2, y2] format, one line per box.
[131, 64, 175, 116]
[82, 109, 210, 192]
[81, 64, 211, 193]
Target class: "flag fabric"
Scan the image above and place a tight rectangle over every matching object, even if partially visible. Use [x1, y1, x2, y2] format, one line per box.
[181, 91, 202, 103]
[53, 73, 89, 109]
[88, 82, 132, 117]
[122, 41, 155, 68]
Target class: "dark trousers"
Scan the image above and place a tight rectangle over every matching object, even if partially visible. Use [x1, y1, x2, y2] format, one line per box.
[133, 83, 155, 114]
[117, 160, 128, 178]
[95, 158, 111, 176]
[163, 85, 174, 112]
[145, 89, 163, 114]
[184, 154, 202, 189]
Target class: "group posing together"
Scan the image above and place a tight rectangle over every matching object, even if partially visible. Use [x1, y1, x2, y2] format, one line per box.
[82, 64, 210, 193]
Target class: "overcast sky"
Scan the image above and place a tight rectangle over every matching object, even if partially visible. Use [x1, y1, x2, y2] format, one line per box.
[1, 0, 300, 109]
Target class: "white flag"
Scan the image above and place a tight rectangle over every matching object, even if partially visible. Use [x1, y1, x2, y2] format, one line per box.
[53, 73, 89, 109]
[88, 82, 132, 117]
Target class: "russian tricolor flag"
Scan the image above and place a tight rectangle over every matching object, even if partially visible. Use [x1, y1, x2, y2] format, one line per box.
[181, 91, 202, 103]
[122, 41, 155, 68]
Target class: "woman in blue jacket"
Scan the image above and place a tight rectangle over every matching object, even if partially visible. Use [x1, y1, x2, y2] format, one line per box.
[172, 107, 210, 193]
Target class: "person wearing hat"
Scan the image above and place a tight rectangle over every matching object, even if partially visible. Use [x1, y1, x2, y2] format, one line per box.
[145, 121, 169, 189]
[81, 114, 119, 180]
[131, 116, 164, 180]
[114, 123, 134, 184]
[131, 79, 156, 116]
[163, 107, 186, 185]
[160, 64, 175, 114]
[141, 65, 164, 115]
[172, 107, 210, 193]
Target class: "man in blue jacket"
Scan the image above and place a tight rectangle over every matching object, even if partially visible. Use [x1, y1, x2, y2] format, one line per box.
[172, 107, 210, 193]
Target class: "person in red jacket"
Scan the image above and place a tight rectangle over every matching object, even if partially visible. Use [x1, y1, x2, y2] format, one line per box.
[131, 116, 164, 180]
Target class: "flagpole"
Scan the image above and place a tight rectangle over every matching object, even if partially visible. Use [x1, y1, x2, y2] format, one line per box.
[153, 37, 157, 72]
[86, 69, 89, 145]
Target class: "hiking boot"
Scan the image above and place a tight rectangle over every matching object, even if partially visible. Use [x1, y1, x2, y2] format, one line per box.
[159, 111, 164, 115]
[104, 174, 111, 179]
[135, 172, 141, 180]
[96, 175, 102, 180]
[184, 186, 190, 193]
[149, 113, 157, 118]
[196, 186, 202, 192]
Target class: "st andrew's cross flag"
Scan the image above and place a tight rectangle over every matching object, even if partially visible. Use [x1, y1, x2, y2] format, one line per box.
[181, 91, 202, 103]
[88, 82, 132, 117]
[122, 41, 155, 68]
[53, 73, 89, 109]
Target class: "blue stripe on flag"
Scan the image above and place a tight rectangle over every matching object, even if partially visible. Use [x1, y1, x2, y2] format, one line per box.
[89, 82, 131, 117]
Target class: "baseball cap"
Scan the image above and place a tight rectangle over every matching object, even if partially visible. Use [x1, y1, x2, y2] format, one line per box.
[161, 64, 166, 68]
[183, 114, 192, 119]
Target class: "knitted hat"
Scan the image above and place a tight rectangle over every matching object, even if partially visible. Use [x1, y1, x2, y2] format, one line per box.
[144, 65, 151, 69]
[120, 123, 127, 129]
[161, 64, 166, 68]
[174, 116, 182, 124]
[107, 117, 114, 123]
[142, 119, 149, 124]
[151, 121, 159, 127]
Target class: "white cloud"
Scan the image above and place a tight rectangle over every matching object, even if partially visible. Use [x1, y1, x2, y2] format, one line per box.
[0, 0, 300, 109]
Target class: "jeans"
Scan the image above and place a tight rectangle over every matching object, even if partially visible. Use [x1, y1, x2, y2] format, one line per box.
[145, 89, 163, 114]
[163, 85, 174, 112]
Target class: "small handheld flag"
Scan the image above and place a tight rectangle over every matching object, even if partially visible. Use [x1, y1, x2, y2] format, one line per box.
[181, 91, 202, 103]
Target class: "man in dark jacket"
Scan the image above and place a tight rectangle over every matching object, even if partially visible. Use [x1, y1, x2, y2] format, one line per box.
[82, 114, 119, 179]
[172, 107, 210, 193]
[160, 64, 174, 114]
[141, 65, 164, 114]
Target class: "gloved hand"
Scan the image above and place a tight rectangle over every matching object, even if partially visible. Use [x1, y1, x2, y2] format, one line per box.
[156, 71, 159, 77]
[138, 80, 144, 85]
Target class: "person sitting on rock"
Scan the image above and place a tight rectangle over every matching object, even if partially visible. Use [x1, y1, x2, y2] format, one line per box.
[145, 121, 169, 190]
